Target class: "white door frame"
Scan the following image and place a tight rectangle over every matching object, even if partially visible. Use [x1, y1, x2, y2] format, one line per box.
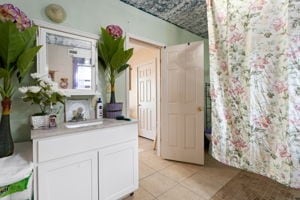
[125, 33, 164, 155]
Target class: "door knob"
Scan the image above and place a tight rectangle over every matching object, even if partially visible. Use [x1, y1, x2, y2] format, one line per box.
[198, 107, 202, 112]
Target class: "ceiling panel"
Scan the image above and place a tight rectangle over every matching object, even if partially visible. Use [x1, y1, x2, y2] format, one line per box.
[120, 0, 208, 38]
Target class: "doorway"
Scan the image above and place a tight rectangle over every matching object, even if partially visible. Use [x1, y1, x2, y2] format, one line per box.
[127, 38, 205, 164]
[127, 38, 161, 145]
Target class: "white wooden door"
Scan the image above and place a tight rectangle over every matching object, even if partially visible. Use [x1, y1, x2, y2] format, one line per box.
[161, 42, 204, 165]
[38, 151, 98, 200]
[137, 59, 157, 140]
[98, 140, 138, 200]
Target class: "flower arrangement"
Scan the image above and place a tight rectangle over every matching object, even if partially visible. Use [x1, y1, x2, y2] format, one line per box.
[0, 3, 41, 157]
[19, 73, 69, 115]
[106, 25, 123, 39]
[0, 3, 32, 30]
[98, 25, 133, 104]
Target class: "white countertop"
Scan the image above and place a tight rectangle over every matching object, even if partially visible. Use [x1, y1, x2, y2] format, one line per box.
[31, 118, 138, 140]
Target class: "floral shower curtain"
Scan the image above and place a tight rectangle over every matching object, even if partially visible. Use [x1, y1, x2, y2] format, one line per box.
[207, 0, 299, 188]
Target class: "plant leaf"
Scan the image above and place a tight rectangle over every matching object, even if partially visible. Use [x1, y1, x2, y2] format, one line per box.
[98, 26, 134, 99]
[0, 22, 37, 68]
[0, 22, 40, 99]
[111, 47, 133, 72]
[117, 64, 130, 74]
[16, 45, 42, 82]
[0, 68, 10, 79]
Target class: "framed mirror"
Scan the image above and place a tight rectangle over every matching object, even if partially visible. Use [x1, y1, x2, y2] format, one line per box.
[36, 22, 98, 95]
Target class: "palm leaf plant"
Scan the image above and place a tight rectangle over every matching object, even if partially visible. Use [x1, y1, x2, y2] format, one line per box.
[0, 4, 42, 157]
[98, 25, 133, 118]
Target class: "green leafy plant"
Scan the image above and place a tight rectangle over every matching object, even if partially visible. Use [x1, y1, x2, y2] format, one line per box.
[0, 4, 42, 101]
[19, 73, 69, 115]
[0, 3, 42, 157]
[98, 25, 133, 103]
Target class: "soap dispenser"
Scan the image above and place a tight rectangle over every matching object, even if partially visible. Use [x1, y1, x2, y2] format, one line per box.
[96, 98, 103, 120]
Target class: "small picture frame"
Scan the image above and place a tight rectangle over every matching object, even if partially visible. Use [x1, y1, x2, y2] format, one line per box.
[49, 114, 57, 128]
[65, 99, 91, 122]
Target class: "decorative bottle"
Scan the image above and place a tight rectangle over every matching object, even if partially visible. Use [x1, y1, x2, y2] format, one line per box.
[96, 98, 103, 120]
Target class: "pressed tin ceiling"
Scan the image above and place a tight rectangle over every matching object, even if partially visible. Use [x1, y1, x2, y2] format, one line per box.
[120, 0, 208, 38]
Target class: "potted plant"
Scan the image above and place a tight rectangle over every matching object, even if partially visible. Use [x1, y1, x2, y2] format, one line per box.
[98, 25, 133, 118]
[0, 4, 42, 157]
[19, 73, 69, 129]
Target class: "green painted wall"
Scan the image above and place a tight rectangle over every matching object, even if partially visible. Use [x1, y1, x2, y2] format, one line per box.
[0, 0, 209, 142]
[0, 0, 201, 44]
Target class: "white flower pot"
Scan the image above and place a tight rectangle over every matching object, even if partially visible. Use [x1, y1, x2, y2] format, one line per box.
[31, 115, 49, 129]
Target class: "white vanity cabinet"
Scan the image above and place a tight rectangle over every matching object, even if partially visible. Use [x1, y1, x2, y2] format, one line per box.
[31, 120, 138, 200]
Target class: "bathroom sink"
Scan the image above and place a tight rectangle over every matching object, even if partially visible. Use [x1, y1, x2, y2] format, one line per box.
[65, 120, 104, 128]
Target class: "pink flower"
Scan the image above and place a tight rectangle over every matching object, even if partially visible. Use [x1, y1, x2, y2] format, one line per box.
[210, 89, 217, 100]
[295, 104, 300, 111]
[216, 12, 226, 23]
[273, 81, 288, 93]
[231, 77, 239, 84]
[231, 138, 247, 149]
[0, 4, 15, 20]
[277, 144, 290, 158]
[232, 129, 241, 136]
[229, 24, 237, 31]
[212, 137, 219, 146]
[258, 116, 271, 128]
[272, 18, 286, 32]
[225, 110, 232, 120]
[236, 86, 245, 94]
[228, 81, 245, 96]
[291, 35, 300, 43]
[233, 85, 245, 95]
[249, 0, 266, 11]
[253, 57, 269, 69]
[0, 3, 31, 30]
[220, 61, 228, 71]
[106, 25, 123, 39]
[286, 49, 299, 60]
[228, 32, 243, 44]
[289, 119, 300, 126]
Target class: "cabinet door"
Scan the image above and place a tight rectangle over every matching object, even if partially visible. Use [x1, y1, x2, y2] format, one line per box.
[37, 26, 98, 96]
[38, 151, 98, 200]
[99, 140, 138, 200]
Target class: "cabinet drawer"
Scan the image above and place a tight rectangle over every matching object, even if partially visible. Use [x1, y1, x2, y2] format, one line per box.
[35, 124, 137, 162]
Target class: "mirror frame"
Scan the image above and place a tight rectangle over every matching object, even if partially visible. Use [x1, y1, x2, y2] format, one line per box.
[34, 20, 99, 96]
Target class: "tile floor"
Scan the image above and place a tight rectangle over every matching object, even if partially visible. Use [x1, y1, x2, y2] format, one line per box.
[124, 137, 241, 200]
